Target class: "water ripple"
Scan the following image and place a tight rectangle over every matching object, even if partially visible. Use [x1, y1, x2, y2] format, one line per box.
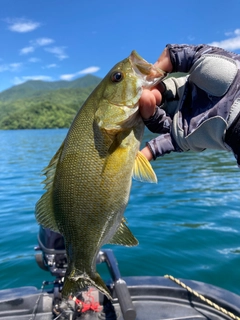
[0, 129, 240, 294]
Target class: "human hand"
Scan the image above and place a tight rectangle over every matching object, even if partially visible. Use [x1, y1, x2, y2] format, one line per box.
[139, 48, 173, 120]
[139, 48, 173, 161]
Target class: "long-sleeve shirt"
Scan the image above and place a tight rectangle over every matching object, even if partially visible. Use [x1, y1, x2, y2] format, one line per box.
[144, 44, 240, 164]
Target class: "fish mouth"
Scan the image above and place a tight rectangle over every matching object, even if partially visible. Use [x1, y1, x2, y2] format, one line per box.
[129, 50, 167, 88]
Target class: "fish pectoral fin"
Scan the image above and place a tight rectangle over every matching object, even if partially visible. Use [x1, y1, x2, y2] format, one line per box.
[132, 151, 158, 183]
[108, 221, 139, 247]
[35, 141, 65, 233]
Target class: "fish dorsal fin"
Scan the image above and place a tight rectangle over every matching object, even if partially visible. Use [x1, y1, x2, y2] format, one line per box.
[133, 151, 158, 183]
[35, 141, 65, 233]
[108, 219, 138, 247]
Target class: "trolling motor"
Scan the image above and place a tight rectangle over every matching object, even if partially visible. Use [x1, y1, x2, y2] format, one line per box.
[34, 227, 72, 318]
[35, 226, 67, 277]
[34, 226, 136, 320]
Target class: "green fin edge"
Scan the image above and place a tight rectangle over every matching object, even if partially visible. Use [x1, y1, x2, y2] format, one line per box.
[108, 220, 139, 247]
[35, 141, 65, 233]
[132, 151, 158, 183]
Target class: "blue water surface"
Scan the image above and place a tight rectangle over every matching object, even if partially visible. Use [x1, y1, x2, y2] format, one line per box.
[0, 128, 240, 294]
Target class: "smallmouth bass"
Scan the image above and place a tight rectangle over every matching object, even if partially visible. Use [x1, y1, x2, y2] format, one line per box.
[35, 51, 165, 300]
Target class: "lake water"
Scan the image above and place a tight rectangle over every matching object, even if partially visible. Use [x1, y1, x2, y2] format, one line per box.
[0, 128, 240, 295]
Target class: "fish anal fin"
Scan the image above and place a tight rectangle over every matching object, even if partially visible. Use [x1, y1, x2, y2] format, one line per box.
[108, 221, 139, 247]
[133, 151, 157, 183]
[35, 141, 65, 233]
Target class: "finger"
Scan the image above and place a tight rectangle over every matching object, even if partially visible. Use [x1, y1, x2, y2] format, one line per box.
[150, 88, 162, 106]
[139, 89, 156, 119]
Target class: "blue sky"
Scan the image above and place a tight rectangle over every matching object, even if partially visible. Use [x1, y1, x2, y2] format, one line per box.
[1, 0, 240, 92]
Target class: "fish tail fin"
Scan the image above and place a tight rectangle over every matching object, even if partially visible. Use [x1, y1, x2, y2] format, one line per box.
[61, 269, 112, 300]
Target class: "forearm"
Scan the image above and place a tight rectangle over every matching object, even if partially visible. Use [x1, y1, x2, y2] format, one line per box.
[142, 107, 177, 160]
[166, 44, 227, 73]
[143, 106, 172, 134]
[146, 133, 177, 160]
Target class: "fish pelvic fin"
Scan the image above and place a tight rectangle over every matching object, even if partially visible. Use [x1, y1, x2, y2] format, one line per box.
[62, 270, 112, 301]
[132, 151, 158, 183]
[35, 141, 65, 232]
[108, 220, 139, 246]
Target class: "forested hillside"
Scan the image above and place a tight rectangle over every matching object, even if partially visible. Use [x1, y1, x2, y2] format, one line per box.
[0, 75, 101, 130]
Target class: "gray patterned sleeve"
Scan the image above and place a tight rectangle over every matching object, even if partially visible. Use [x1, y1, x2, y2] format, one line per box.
[143, 106, 172, 134]
[166, 44, 231, 73]
[146, 133, 177, 160]
[143, 107, 177, 159]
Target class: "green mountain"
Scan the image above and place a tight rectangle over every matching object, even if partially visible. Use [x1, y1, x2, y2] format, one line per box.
[0, 75, 101, 130]
[0, 74, 101, 102]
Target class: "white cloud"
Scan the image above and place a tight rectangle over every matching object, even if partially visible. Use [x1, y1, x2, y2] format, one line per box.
[0, 63, 22, 72]
[235, 29, 240, 36]
[20, 46, 35, 55]
[6, 18, 40, 33]
[78, 66, 100, 74]
[209, 28, 240, 51]
[28, 57, 41, 63]
[225, 29, 240, 37]
[43, 63, 58, 69]
[9, 63, 22, 71]
[45, 46, 68, 60]
[60, 73, 76, 81]
[19, 38, 55, 57]
[24, 75, 53, 81]
[12, 77, 24, 85]
[60, 65, 100, 81]
[13, 75, 53, 85]
[209, 38, 240, 50]
[31, 38, 54, 47]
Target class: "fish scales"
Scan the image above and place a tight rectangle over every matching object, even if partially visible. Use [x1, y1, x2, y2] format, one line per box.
[36, 51, 165, 299]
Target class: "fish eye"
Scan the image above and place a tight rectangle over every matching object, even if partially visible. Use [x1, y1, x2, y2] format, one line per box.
[111, 71, 124, 83]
